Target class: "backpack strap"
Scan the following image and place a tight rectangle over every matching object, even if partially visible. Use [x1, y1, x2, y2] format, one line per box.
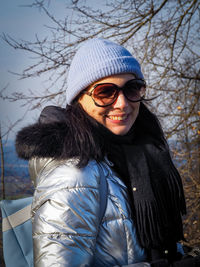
[2, 201, 32, 232]
[98, 163, 108, 223]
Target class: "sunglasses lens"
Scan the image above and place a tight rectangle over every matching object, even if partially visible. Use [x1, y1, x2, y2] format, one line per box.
[124, 80, 145, 101]
[93, 84, 117, 106]
[90, 79, 146, 107]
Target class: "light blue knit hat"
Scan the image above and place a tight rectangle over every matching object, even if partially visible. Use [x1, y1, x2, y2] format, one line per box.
[66, 38, 144, 104]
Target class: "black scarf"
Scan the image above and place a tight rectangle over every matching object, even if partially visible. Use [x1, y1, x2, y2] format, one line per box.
[94, 104, 186, 255]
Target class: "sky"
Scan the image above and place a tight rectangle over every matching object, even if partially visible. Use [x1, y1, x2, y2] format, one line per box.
[0, 0, 68, 139]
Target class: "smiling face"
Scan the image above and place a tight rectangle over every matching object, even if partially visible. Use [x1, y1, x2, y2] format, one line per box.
[78, 73, 145, 135]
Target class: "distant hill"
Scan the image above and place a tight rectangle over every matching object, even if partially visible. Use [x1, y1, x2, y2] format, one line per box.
[0, 139, 29, 178]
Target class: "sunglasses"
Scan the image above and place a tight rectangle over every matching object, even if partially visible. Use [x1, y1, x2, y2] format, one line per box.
[83, 79, 146, 107]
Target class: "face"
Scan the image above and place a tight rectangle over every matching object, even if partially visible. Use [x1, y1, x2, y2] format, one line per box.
[78, 74, 145, 135]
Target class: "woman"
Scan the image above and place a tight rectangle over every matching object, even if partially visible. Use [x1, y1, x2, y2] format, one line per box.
[16, 38, 186, 266]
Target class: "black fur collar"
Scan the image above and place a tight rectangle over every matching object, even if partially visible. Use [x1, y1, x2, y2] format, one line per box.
[15, 121, 69, 160]
[15, 104, 106, 167]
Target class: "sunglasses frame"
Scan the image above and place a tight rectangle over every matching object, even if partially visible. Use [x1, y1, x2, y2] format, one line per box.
[83, 78, 146, 107]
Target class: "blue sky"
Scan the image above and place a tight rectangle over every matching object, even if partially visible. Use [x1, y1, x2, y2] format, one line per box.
[0, 1, 68, 139]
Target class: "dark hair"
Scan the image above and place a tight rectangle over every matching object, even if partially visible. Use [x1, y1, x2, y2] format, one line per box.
[62, 102, 106, 168]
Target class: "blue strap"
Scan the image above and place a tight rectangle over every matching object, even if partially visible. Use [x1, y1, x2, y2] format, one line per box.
[98, 163, 108, 223]
[1, 197, 33, 267]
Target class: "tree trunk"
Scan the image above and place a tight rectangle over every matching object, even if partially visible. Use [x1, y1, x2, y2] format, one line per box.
[0, 127, 5, 199]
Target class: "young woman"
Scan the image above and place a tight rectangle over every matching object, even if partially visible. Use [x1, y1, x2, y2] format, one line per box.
[16, 38, 187, 266]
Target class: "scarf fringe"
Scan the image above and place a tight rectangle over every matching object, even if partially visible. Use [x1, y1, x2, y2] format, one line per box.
[134, 169, 185, 249]
[134, 199, 164, 248]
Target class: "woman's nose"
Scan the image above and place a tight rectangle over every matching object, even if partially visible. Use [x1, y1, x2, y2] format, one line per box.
[113, 90, 129, 108]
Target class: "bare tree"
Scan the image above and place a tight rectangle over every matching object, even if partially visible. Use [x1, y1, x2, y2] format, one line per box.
[1, 0, 200, 245]
[0, 124, 5, 199]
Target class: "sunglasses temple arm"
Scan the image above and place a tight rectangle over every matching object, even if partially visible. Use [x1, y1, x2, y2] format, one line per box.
[142, 94, 161, 102]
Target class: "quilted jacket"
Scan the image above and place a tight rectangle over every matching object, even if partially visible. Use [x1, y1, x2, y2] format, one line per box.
[29, 157, 147, 266]
[15, 105, 150, 266]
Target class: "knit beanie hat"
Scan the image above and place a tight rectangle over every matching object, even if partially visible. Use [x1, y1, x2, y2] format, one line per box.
[66, 38, 144, 105]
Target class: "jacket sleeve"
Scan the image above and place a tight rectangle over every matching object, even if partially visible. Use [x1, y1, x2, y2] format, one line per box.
[31, 161, 101, 267]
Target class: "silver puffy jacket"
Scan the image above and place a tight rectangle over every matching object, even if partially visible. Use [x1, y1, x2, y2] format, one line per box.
[29, 157, 147, 267]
